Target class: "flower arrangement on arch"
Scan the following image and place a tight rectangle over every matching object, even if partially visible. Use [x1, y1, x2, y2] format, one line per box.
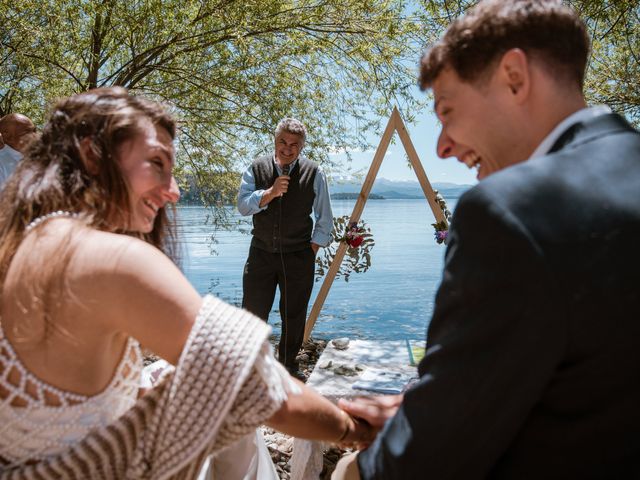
[341, 221, 367, 248]
[432, 189, 453, 245]
[315, 215, 374, 282]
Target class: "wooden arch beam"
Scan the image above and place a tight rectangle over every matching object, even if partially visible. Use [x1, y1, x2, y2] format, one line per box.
[304, 107, 448, 341]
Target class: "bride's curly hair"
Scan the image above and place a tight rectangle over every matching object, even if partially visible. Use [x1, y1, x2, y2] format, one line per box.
[0, 87, 180, 284]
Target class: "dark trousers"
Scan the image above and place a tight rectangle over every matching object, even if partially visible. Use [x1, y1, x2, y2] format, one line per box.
[242, 245, 315, 369]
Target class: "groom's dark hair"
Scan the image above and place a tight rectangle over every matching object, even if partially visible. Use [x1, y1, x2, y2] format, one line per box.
[419, 0, 589, 89]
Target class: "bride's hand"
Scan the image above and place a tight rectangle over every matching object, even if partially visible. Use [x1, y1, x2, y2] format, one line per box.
[339, 394, 403, 429]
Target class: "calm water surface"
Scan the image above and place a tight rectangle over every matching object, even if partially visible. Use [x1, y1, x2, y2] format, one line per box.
[178, 198, 458, 341]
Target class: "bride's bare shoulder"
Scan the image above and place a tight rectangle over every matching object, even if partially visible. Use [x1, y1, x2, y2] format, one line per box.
[13, 218, 174, 284]
[8, 217, 200, 363]
[69, 224, 200, 363]
[75, 227, 166, 269]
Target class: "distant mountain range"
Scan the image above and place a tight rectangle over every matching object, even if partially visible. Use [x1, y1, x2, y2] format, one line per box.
[178, 176, 473, 206]
[330, 178, 473, 199]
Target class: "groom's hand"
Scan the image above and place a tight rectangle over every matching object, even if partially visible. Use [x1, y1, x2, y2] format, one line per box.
[339, 394, 404, 430]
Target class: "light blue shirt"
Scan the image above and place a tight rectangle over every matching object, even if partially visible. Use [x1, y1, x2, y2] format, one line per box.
[237, 156, 333, 247]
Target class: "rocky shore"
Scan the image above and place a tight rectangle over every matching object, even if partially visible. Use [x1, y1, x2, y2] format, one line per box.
[261, 424, 349, 480]
[265, 337, 352, 479]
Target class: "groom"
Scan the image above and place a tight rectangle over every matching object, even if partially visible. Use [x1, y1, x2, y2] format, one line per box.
[336, 0, 640, 478]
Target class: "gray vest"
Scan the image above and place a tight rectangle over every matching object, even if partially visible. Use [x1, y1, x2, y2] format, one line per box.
[251, 155, 318, 253]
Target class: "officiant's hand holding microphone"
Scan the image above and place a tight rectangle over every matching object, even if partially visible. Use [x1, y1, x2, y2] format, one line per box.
[258, 165, 290, 207]
[278, 163, 291, 197]
[272, 168, 290, 197]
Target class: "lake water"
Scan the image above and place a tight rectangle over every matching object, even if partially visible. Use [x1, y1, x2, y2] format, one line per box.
[178, 198, 458, 341]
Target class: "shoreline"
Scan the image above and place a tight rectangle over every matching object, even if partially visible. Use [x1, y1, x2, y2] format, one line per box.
[265, 337, 353, 479]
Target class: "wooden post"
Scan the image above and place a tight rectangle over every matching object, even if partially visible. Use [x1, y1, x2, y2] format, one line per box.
[392, 109, 448, 227]
[304, 109, 398, 341]
[303, 107, 447, 341]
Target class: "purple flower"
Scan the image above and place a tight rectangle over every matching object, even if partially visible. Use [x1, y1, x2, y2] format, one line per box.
[434, 230, 448, 244]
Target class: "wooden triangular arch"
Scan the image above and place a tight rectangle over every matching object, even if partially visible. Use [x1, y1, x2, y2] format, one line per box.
[304, 107, 449, 340]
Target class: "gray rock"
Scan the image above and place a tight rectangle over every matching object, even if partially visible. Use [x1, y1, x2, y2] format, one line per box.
[333, 364, 359, 376]
[331, 337, 350, 350]
[319, 360, 333, 369]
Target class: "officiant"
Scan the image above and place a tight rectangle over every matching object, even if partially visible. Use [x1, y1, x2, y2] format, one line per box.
[237, 117, 333, 380]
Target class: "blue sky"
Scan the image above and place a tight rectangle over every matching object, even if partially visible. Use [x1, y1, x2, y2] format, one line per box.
[329, 101, 478, 186]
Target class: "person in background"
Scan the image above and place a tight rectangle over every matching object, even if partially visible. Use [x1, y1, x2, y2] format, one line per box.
[335, 0, 640, 478]
[0, 113, 36, 186]
[237, 118, 333, 380]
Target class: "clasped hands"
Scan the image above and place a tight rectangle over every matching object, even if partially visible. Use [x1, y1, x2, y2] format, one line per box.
[336, 394, 404, 449]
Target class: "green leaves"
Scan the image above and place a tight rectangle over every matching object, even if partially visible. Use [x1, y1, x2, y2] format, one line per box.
[4, 0, 633, 236]
[1, 0, 424, 222]
[315, 215, 375, 282]
[573, 0, 640, 125]
[413, 0, 639, 125]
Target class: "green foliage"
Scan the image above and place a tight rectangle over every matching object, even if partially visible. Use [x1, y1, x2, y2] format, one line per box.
[1, 0, 425, 222]
[416, 0, 639, 125]
[433, 188, 452, 222]
[571, 0, 640, 125]
[3, 0, 636, 241]
[315, 215, 374, 282]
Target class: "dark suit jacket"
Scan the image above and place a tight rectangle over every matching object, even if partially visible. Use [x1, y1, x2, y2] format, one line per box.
[359, 113, 640, 479]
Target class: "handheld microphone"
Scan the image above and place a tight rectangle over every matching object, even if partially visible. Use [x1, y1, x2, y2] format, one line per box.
[280, 164, 290, 198]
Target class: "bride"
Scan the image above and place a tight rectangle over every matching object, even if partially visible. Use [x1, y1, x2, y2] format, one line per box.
[0, 87, 369, 478]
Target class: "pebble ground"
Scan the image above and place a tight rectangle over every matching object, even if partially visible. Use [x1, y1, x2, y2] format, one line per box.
[265, 337, 352, 479]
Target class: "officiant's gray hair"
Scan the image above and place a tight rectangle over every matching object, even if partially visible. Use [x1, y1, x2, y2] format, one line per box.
[419, 0, 589, 90]
[275, 117, 306, 147]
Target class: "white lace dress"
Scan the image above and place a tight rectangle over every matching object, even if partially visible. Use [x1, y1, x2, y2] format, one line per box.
[1, 319, 293, 479]
[0, 324, 142, 467]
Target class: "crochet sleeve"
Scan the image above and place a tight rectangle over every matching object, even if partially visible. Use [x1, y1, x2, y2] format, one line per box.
[215, 341, 300, 448]
[0, 298, 300, 479]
